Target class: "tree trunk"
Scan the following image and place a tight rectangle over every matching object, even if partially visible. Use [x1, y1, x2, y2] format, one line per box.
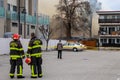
[66, 22, 72, 39]
[46, 40, 49, 51]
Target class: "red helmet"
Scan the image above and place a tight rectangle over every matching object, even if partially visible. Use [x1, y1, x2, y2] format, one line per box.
[25, 58, 31, 64]
[12, 33, 20, 40]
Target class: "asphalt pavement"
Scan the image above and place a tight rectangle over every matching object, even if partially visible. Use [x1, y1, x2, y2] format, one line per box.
[0, 50, 120, 80]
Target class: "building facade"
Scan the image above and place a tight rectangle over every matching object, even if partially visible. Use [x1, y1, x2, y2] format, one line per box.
[97, 11, 120, 47]
[0, 0, 50, 38]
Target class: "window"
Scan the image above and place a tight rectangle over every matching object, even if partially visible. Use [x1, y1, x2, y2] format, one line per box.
[112, 15, 116, 19]
[27, 25, 29, 35]
[117, 15, 120, 19]
[13, 5, 17, 12]
[101, 38, 107, 43]
[99, 15, 104, 19]
[7, 4, 10, 11]
[116, 38, 120, 44]
[100, 27, 107, 35]
[12, 22, 17, 27]
[107, 15, 112, 19]
[31, 25, 35, 29]
[108, 38, 115, 44]
[109, 27, 115, 34]
[117, 26, 120, 31]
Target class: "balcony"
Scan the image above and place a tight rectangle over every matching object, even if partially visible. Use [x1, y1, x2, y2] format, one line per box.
[99, 19, 120, 23]
[6, 11, 37, 24]
[0, 7, 49, 25]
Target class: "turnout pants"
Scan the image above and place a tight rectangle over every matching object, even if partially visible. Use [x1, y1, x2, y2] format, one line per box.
[9, 58, 23, 77]
[30, 57, 42, 77]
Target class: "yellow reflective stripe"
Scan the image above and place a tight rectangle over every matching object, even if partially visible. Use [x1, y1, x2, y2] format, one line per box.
[26, 53, 30, 57]
[10, 55, 21, 58]
[28, 45, 42, 49]
[9, 73, 14, 76]
[32, 75, 37, 77]
[22, 55, 25, 57]
[28, 47, 32, 49]
[31, 65, 37, 76]
[19, 48, 23, 51]
[39, 73, 43, 76]
[30, 53, 42, 57]
[17, 65, 22, 76]
[31, 65, 37, 77]
[10, 48, 23, 51]
[11, 58, 17, 60]
[10, 48, 19, 50]
[32, 45, 41, 49]
[20, 65, 22, 75]
[17, 74, 22, 76]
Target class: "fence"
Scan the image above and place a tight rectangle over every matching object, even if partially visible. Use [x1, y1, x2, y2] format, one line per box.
[0, 38, 66, 54]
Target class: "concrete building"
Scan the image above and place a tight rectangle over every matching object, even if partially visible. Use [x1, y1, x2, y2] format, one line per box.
[97, 11, 120, 47]
[0, 0, 49, 38]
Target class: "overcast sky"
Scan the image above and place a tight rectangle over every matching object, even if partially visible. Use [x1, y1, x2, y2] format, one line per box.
[38, 0, 120, 17]
[98, 0, 120, 11]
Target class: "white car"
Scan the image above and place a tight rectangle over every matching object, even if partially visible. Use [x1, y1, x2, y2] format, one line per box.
[63, 42, 86, 52]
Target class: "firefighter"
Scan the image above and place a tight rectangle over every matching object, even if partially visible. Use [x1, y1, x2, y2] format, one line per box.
[27, 32, 43, 78]
[9, 33, 25, 79]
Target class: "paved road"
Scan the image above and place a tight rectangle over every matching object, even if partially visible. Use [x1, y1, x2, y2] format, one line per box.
[1, 50, 120, 80]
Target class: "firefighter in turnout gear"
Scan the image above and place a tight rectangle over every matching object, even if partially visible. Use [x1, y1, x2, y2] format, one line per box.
[9, 33, 25, 79]
[27, 32, 43, 78]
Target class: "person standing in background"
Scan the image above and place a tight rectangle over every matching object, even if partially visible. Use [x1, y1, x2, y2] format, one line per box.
[57, 40, 63, 59]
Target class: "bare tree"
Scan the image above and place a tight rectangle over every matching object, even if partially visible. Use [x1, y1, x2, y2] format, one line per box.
[39, 25, 54, 51]
[55, 0, 91, 39]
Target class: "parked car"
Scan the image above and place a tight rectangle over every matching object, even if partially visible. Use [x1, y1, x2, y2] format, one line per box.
[3, 32, 13, 38]
[62, 42, 86, 52]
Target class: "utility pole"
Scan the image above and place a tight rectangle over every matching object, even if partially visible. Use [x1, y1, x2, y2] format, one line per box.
[18, 0, 26, 38]
[35, 0, 39, 38]
[18, 0, 21, 35]
[23, 0, 26, 38]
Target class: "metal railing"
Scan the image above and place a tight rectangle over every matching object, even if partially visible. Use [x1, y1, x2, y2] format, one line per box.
[0, 7, 50, 25]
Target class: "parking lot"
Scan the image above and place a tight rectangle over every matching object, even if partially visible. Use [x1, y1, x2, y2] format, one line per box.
[0, 50, 120, 80]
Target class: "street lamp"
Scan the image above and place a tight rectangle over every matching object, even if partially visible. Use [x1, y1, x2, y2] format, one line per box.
[18, 0, 21, 35]
[18, 0, 26, 38]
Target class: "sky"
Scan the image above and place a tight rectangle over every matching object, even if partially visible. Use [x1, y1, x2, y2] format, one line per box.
[38, 0, 120, 17]
[38, 0, 59, 17]
[98, 0, 120, 11]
